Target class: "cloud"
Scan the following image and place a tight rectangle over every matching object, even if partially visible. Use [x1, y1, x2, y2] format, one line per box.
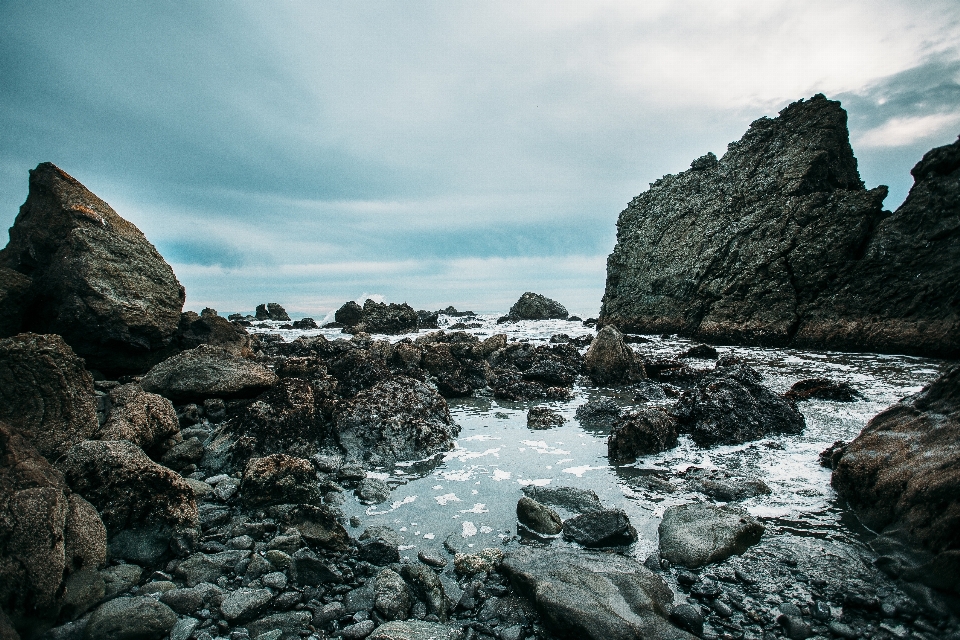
[856, 113, 960, 148]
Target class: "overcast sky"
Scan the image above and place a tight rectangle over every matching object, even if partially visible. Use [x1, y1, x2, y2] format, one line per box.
[2, 1, 959, 317]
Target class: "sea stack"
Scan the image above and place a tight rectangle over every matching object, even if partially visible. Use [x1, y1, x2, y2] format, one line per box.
[600, 94, 959, 358]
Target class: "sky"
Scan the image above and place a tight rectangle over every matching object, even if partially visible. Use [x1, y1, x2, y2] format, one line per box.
[1, 1, 959, 318]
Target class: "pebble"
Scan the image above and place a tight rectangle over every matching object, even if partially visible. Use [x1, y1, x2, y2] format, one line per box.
[341, 619, 376, 639]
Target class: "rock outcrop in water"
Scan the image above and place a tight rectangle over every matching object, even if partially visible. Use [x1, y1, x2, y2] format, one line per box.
[334, 299, 421, 334]
[0, 163, 186, 373]
[501, 292, 568, 322]
[832, 365, 960, 598]
[600, 95, 960, 358]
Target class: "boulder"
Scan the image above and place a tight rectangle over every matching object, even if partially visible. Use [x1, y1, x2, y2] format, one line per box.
[358, 526, 403, 566]
[607, 409, 679, 461]
[57, 439, 197, 535]
[520, 485, 602, 515]
[575, 397, 623, 429]
[220, 587, 273, 623]
[292, 317, 318, 329]
[561, 508, 637, 547]
[526, 406, 565, 430]
[583, 326, 644, 385]
[95, 383, 180, 460]
[335, 376, 459, 463]
[832, 365, 960, 595]
[335, 301, 364, 326]
[516, 496, 562, 535]
[240, 454, 321, 507]
[400, 562, 448, 621]
[174, 310, 251, 356]
[658, 503, 764, 568]
[0, 422, 107, 633]
[0, 267, 32, 337]
[83, 596, 177, 640]
[0, 333, 99, 460]
[681, 468, 771, 502]
[374, 568, 412, 621]
[675, 364, 805, 446]
[0, 163, 185, 373]
[501, 546, 695, 640]
[358, 300, 420, 334]
[255, 303, 290, 321]
[784, 377, 860, 402]
[506, 292, 568, 320]
[600, 97, 960, 359]
[140, 344, 277, 403]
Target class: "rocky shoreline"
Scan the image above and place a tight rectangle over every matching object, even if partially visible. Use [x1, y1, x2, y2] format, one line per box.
[1, 97, 958, 640]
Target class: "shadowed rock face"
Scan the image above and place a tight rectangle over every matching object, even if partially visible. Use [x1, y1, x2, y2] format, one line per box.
[600, 95, 959, 358]
[0, 163, 186, 374]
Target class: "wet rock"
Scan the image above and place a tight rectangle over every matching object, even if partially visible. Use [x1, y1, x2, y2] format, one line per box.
[818, 440, 847, 469]
[292, 317, 318, 329]
[240, 454, 321, 507]
[669, 603, 704, 637]
[832, 365, 960, 595]
[243, 611, 312, 639]
[400, 562, 448, 621]
[675, 364, 805, 446]
[506, 292, 568, 320]
[356, 477, 392, 504]
[778, 613, 812, 639]
[335, 376, 459, 464]
[289, 547, 342, 585]
[358, 526, 403, 565]
[256, 303, 290, 321]
[57, 439, 197, 535]
[0, 333, 99, 460]
[83, 596, 177, 640]
[175, 550, 249, 587]
[682, 468, 771, 502]
[454, 548, 503, 575]
[220, 587, 273, 623]
[0, 163, 185, 374]
[607, 409, 679, 461]
[417, 550, 446, 569]
[141, 345, 277, 403]
[281, 504, 349, 549]
[583, 326, 644, 385]
[562, 508, 637, 547]
[574, 397, 622, 429]
[520, 485, 602, 515]
[375, 568, 412, 621]
[339, 299, 420, 335]
[785, 377, 860, 402]
[335, 301, 364, 326]
[342, 620, 376, 640]
[0, 422, 107, 632]
[526, 406, 565, 430]
[169, 618, 199, 640]
[501, 546, 695, 640]
[161, 438, 205, 471]
[658, 503, 764, 568]
[95, 383, 180, 460]
[679, 344, 718, 359]
[368, 621, 462, 640]
[159, 586, 205, 614]
[516, 496, 563, 535]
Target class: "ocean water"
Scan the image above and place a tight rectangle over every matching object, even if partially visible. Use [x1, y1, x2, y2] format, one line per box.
[253, 315, 947, 562]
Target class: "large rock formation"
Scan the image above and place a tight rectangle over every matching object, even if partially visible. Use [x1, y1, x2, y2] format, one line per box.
[140, 345, 277, 403]
[832, 365, 960, 596]
[600, 95, 959, 358]
[0, 163, 186, 373]
[505, 292, 568, 321]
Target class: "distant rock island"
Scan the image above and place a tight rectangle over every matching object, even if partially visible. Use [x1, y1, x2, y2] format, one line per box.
[600, 94, 960, 358]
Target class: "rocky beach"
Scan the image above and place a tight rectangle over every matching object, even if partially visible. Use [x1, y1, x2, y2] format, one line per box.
[1, 95, 958, 640]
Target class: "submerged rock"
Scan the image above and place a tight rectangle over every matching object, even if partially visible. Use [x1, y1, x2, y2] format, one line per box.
[140, 344, 277, 403]
[505, 292, 568, 321]
[832, 365, 960, 596]
[526, 406, 565, 430]
[0, 163, 185, 373]
[600, 96, 960, 358]
[658, 503, 764, 568]
[501, 546, 695, 640]
[785, 377, 860, 402]
[575, 396, 623, 429]
[0, 333, 99, 460]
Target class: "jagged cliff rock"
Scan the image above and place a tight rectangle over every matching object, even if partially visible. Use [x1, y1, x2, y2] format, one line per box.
[600, 95, 959, 358]
[0, 163, 185, 373]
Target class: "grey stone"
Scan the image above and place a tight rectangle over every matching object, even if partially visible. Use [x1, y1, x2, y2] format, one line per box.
[506, 292, 568, 321]
[344, 584, 376, 614]
[375, 568, 412, 621]
[160, 587, 205, 614]
[83, 596, 177, 640]
[401, 563, 448, 621]
[501, 547, 694, 640]
[516, 497, 562, 536]
[520, 485, 602, 515]
[243, 611, 312, 639]
[314, 601, 346, 623]
[368, 621, 464, 640]
[561, 508, 637, 547]
[262, 571, 287, 590]
[220, 587, 273, 622]
[100, 564, 142, 598]
[356, 477, 392, 505]
[289, 547, 342, 585]
[342, 619, 376, 639]
[575, 397, 623, 430]
[175, 550, 250, 587]
[170, 617, 200, 640]
[584, 326, 643, 385]
[140, 344, 277, 404]
[659, 503, 764, 568]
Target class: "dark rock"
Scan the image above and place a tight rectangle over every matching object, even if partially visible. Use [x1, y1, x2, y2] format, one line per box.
[174, 550, 249, 586]
[140, 345, 277, 403]
[340, 299, 420, 335]
[575, 397, 623, 429]
[675, 364, 805, 446]
[818, 440, 847, 469]
[679, 344, 718, 359]
[0, 267, 32, 337]
[600, 97, 960, 359]
[583, 326, 644, 385]
[417, 550, 446, 569]
[335, 301, 364, 326]
[243, 611, 312, 639]
[785, 377, 860, 402]
[292, 317, 318, 329]
[57, 439, 197, 535]
[289, 547, 342, 585]
[220, 587, 273, 623]
[416, 309, 440, 329]
[501, 546, 695, 639]
[682, 468, 771, 502]
[561, 508, 637, 547]
[83, 596, 176, 639]
[658, 503, 764, 568]
[173, 310, 251, 357]
[517, 496, 562, 535]
[281, 504, 349, 549]
[368, 620, 461, 640]
[375, 568, 412, 621]
[100, 564, 142, 598]
[400, 562, 448, 621]
[255, 303, 290, 321]
[0, 333, 99, 460]
[506, 292, 568, 320]
[358, 526, 403, 565]
[669, 603, 704, 636]
[335, 377, 459, 464]
[0, 163, 185, 374]
[832, 365, 960, 595]
[356, 477, 391, 505]
[239, 454, 321, 507]
[778, 613, 812, 639]
[622, 334, 649, 344]
[341, 620, 376, 640]
[526, 406, 565, 430]
[95, 383, 180, 460]
[520, 485, 602, 515]
[607, 409, 679, 461]
[160, 437, 204, 470]
[0, 421, 107, 633]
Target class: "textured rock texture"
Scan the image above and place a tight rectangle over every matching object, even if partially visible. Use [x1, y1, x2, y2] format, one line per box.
[658, 503, 765, 568]
[140, 344, 277, 403]
[505, 292, 568, 321]
[600, 95, 959, 358]
[0, 333, 99, 460]
[832, 365, 960, 595]
[95, 383, 181, 460]
[0, 163, 185, 373]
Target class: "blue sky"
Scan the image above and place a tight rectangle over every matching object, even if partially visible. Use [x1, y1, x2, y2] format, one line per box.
[2, 1, 959, 317]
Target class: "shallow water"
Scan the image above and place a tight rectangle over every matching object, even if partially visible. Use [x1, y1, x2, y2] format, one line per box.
[254, 315, 948, 563]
